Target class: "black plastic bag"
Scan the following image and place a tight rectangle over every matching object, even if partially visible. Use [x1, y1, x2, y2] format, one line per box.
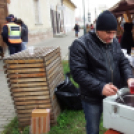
[55, 73, 82, 110]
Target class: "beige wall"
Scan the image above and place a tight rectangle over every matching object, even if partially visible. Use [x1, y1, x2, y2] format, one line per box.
[63, 0, 76, 33]
[7, 0, 53, 45]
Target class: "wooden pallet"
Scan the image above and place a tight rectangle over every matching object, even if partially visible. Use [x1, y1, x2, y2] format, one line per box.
[4, 47, 64, 128]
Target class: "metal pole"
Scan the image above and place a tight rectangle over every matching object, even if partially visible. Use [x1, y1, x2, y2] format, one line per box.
[87, 0, 90, 23]
[82, 0, 86, 35]
[95, 7, 97, 19]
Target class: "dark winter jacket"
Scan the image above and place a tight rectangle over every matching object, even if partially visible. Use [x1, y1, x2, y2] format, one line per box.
[120, 23, 134, 54]
[74, 24, 79, 32]
[70, 31, 133, 104]
[21, 23, 28, 42]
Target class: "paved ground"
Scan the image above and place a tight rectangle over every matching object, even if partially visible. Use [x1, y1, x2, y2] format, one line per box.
[0, 30, 83, 133]
[31, 30, 83, 60]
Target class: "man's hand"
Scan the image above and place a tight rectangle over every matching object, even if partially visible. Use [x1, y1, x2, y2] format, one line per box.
[102, 84, 118, 96]
[127, 78, 134, 88]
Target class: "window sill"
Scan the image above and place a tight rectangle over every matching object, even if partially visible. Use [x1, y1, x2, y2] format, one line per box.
[35, 23, 43, 25]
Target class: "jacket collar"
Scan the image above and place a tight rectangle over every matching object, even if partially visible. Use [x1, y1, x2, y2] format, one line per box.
[89, 31, 112, 47]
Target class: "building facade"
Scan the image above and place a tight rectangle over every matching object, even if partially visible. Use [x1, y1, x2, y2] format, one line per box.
[7, 0, 54, 45]
[0, 0, 76, 51]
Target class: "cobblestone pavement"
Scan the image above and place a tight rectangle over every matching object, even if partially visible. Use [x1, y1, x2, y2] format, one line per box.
[0, 60, 16, 133]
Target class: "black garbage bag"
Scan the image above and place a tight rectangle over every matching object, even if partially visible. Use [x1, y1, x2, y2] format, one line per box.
[55, 73, 82, 110]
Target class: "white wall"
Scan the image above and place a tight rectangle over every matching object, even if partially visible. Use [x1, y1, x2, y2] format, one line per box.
[63, 5, 75, 33]
[7, 0, 52, 31]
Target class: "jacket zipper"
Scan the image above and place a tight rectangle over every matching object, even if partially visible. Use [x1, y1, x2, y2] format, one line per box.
[105, 45, 113, 83]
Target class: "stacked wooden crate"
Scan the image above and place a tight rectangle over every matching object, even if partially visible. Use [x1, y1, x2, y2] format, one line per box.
[3, 47, 64, 127]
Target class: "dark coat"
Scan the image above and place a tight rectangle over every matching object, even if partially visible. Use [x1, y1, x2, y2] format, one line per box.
[70, 31, 133, 104]
[120, 23, 134, 54]
[74, 24, 79, 32]
[21, 23, 28, 42]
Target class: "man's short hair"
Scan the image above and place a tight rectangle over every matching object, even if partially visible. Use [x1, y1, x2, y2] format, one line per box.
[16, 19, 23, 25]
[6, 17, 12, 22]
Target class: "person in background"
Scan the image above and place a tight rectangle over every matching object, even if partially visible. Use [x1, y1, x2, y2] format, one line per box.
[8, 14, 15, 22]
[1, 17, 22, 55]
[86, 24, 90, 33]
[14, 17, 17, 23]
[8, 14, 17, 23]
[93, 19, 96, 29]
[74, 23, 80, 37]
[16, 19, 28, 50]
[120, 22, 134, 55]
[70, 10, 134, 134]
[90, 24, 94, 32]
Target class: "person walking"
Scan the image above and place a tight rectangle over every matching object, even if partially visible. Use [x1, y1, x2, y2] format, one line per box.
[120, 22, 134, 55]
[70, 10, 134, 134]
[16, 19, 28, 50]
[74, 23, 80, 37]
[90, 24, 94, 32]
[86, 24, 90, 33]
[1, 17, 22, 55]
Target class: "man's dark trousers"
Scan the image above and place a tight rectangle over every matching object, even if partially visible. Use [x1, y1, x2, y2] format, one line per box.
[82, 101, 103, 134]
[7, 43, 21, 55]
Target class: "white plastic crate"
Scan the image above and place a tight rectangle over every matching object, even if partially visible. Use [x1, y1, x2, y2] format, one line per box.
[103, 88, 134, 134]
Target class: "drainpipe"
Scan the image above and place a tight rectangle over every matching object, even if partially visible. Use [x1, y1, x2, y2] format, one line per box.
[61, 0, 65, 33]
[82, 0, 86, 35]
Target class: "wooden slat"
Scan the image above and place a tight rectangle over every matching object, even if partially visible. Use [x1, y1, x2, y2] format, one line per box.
[13, 95, 50, 101]
[46, 57, 61, 71]
[4, 59, 43, 64]
[17, 107, 56, 114]
[18, 112, 57, 120]
[17, 109, 52, 115]
[16, 104, 51, 110]
[6, 63, 44, 69]
[12, 91, 49, 97]
[7, 68, 45, 74]
[17, 109, 33, 114]
[19, 122, 30, 127]
[48, 72, 64, 90]
[10, 78, 46, 83]
[45, 48, 60, 61]
[47, 64, 62, 76]
[46, 59, 61, 72]
[11, 87, 48, 93]
[14, 100, 51, 106]
[48, 67, 63, 82]
[17, 110, 55, 119]
[17, 114, 31, 118]
[7, 73, 46, 79]
[10, 82, 47, 88]
[18, 113, 58, 120]
[45, 53, 60, 66]
[18, 118, 56, 123]
[48, 66, 62, 80]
